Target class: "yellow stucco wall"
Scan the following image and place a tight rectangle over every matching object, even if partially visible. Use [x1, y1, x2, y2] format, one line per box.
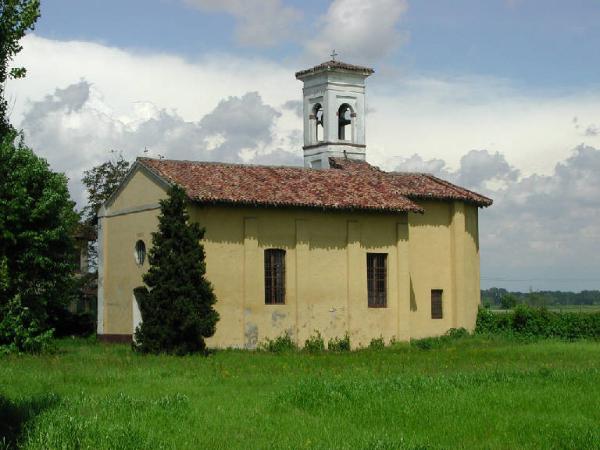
[99, 167, 482, 348]
[99, 167, 165, 335]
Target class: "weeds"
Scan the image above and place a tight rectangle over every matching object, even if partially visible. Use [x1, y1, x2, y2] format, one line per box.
[303, 331, 325, 353]
[258, 332, 297, 353]
[368, 336, 385, 350]
[328, 333, 351, 352]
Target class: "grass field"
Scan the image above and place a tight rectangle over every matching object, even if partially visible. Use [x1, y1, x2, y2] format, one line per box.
[1, 336, 600, 449]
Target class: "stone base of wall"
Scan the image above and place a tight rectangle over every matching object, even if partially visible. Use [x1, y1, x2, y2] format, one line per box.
[98, 334, 132, 343]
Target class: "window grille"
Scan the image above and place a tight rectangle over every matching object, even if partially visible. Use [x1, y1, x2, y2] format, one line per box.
[135, 240, 146, 266]
[264, 249, 286, 304]
[431, 289, 443, 319]
[367, 253, 387, 307]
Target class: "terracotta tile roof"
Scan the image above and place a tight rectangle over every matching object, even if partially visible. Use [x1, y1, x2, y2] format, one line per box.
[388, 172, 493, 206]
[137, 156, 492, 214]
[137, 158, 424, 213]
[295, 60, 374, 79]
[329, 157, 493, 207]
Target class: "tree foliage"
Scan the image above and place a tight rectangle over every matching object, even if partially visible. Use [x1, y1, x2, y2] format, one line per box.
[0, 0, 40, 137]
[500, 293, 518, 310]
[81, 152, 130, 225]
[0, 132, 79, 352]
[482, 288, 600, 308]
[133, 185, 219, 355]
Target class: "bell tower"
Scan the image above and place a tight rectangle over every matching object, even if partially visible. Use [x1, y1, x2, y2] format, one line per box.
[295, 54, 374, 169]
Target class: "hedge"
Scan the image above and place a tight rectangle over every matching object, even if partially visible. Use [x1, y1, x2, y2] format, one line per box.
[475, 305, 600, 340]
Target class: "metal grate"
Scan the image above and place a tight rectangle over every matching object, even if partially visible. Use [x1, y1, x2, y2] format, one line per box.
[135, 240, 146, 266]
[264, 249, 286, 304]
[431, 289, 443, 319]
[367, 253, 387, 307]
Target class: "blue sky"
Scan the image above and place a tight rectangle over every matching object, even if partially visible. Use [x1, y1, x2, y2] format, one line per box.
[36, 0, 600, 89]
[7, 0, 600, 291]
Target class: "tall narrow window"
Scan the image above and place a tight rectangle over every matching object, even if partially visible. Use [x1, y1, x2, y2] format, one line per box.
[431, 289, 443, 319]
[338, 103, 352, 140]
[367, 253, 387, 307]
[265, 249, 286, 304]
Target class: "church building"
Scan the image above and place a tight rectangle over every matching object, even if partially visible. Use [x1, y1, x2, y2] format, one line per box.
[97, 59, 492, 348]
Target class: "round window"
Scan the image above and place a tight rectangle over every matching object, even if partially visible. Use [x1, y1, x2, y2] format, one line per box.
[134, 240, 146, 266]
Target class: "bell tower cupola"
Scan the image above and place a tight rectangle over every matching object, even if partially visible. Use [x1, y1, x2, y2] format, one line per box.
[295, 54, 374, 169]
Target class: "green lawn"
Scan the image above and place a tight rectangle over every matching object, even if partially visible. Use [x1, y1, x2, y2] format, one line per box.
[1, 337, 600, 449]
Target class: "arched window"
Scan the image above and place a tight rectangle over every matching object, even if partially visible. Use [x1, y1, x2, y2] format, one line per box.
[338, 103, 353, 140]
[264, 249, 285, 304]
[134, 240, 146, 266]
[313, 103, 324, 142]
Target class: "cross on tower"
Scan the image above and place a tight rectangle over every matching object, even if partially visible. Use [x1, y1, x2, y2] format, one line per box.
[330, 50, 338, 61]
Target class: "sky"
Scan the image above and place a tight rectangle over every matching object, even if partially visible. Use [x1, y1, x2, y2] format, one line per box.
[5, 0, 600, 292]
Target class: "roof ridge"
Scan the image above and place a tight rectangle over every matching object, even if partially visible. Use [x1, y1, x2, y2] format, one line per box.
[388, 170, 434, 176]
[137, 156, 311, 171]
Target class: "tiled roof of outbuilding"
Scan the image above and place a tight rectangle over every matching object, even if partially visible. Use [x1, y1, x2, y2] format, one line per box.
[136, 156, 492, 214]
[295, 60, 374, 78]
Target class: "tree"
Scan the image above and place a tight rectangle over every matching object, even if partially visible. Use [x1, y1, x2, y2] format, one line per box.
[0, 0, 41, 137]
[133, 185, 219, 355]
[500, 293, 518, 310]
[81, 152, 130, 270]
[0, 132, 79, 352]
[81, 152, 131, 226]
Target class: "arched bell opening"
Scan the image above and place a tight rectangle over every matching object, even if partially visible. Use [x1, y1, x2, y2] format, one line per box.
[312, 103, 324, 143]
[338, 103, 354, 141]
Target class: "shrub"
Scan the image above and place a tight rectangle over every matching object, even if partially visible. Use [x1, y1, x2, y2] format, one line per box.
[328, 333, 351, 352]
[475, 307, 511, 334]
[259, 332, 297, 353]
[368, 336, 385, 350]
[475, 305, 600, 340]
[0, 295, 54, 355]
[303, 331, 325, 353]
[446, 327, 469, 339]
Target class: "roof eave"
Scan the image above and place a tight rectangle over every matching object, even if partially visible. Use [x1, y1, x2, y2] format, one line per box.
[190, 197, 423, 214]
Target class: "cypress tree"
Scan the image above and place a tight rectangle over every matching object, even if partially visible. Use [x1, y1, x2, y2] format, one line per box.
[133, 185, 219, 355]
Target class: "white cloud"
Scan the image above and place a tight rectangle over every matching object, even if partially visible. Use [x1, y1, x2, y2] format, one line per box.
[16, 78, 300, 207]
[305, 0, 409, 63]
[6, 34, 600, 289]
[368, 75, 600, 176]
[6, 34, 299, 127]
[10, 34, 600, 184]
[183, 0, 302, 47]
[393, 153, 448, 175]
[585, 124, 599, 136]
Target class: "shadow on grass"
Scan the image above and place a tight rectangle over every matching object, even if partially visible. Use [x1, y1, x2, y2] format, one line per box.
[0, 393, 59, 449]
